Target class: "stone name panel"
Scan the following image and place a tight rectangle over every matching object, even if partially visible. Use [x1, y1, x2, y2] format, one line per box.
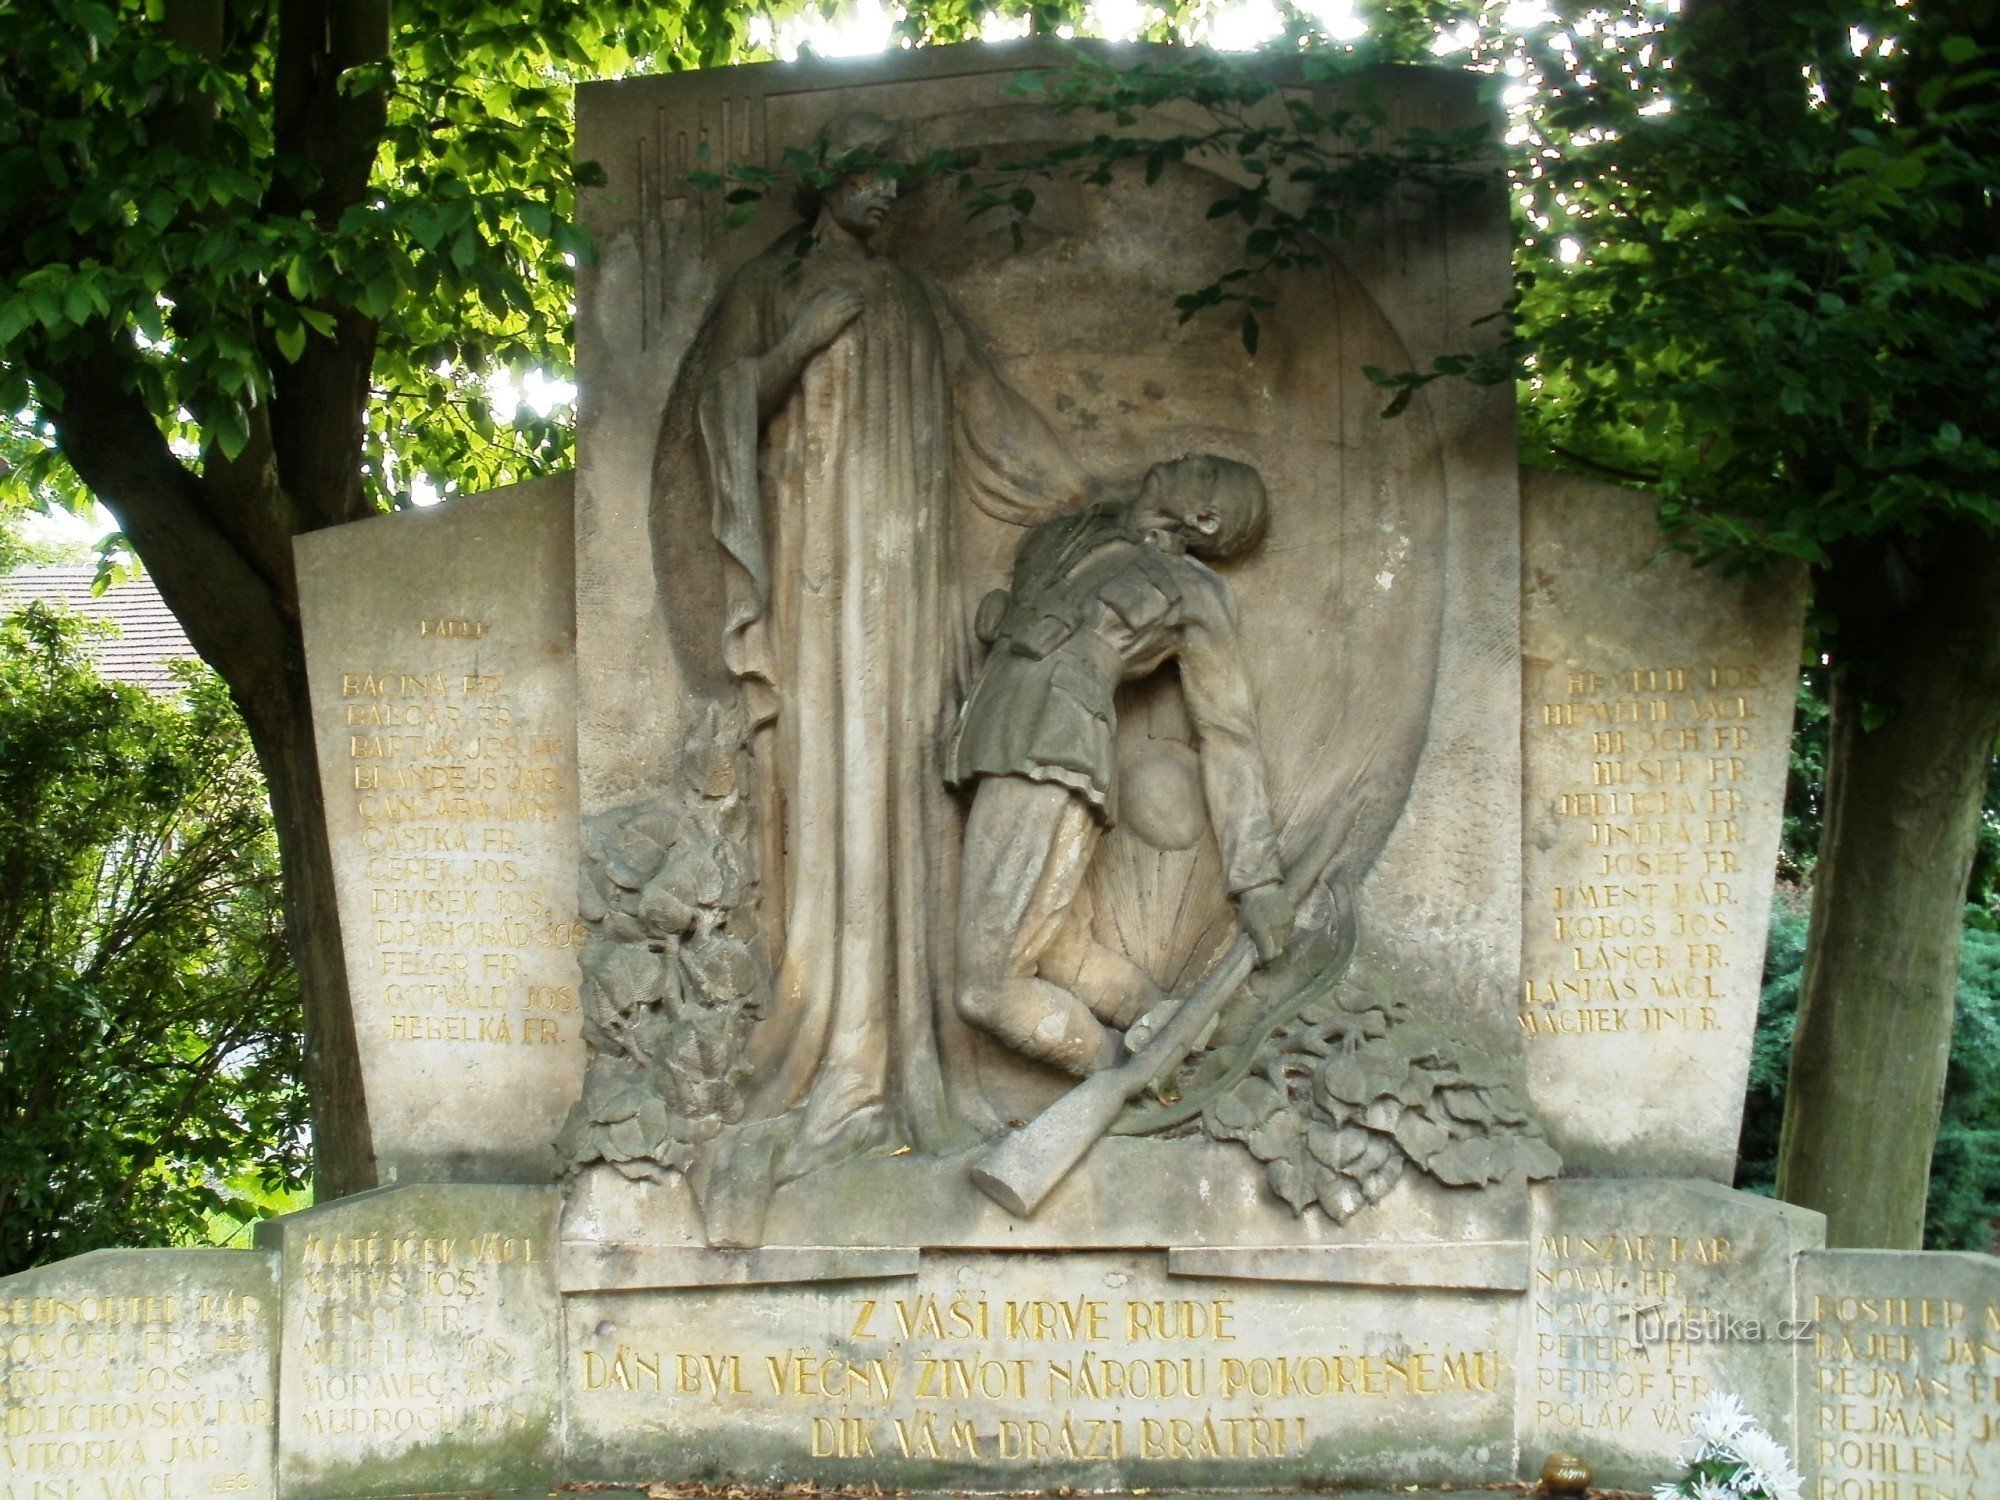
[1520, 1180, 1822, 1488]
[0, 1249, 278, 1500]
[1798, 1250, 2000, 1500]
[565, 1251, 1517, 1488]
[297, 476, 584, 1183]
[261, 1185, 562, 1499]
[1520, 469, 1806, 1178]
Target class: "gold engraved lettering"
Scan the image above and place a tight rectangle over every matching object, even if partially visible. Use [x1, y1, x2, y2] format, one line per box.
[327, 644, 575, 1047]
[1525, 659, 1775, 1041]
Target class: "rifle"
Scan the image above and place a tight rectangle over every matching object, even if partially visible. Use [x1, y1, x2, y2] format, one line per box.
[969, 804, 1356, 1217]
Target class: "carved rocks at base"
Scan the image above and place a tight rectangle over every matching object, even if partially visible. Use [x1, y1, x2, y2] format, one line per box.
[557, 705, 765, 1194]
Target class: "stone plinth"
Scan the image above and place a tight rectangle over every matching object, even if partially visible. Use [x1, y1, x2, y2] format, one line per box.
[297, 475, 583, 1184]
[1796, 1249, 2000, 1500]
[0, 1249, 279, 1499]
[1519, 1179, 1823, 1487]
[258, 1184, 563, 1499]
[565, 1250, 1519, 1488]
[1520, 469, 1807, 1178]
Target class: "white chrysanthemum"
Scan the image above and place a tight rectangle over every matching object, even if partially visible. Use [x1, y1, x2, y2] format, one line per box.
[1691, 1391, 1754, 1446]
[1655, 1484, 1688, 1500]
[1731, 1426, 1804, 1500]
[1693, 1475, 1735, 1500]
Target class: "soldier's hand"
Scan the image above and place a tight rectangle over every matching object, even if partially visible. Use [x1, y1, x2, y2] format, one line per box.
[1239, 883, 1295, 966]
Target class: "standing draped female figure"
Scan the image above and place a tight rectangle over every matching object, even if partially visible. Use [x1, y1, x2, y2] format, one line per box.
[651, 113, 1097, 1183]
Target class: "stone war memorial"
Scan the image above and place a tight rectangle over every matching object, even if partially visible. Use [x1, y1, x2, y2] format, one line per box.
[5, 38, 1998, 1500]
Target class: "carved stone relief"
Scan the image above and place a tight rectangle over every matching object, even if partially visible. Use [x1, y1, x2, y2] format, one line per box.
[568, 72, 1540, 1247]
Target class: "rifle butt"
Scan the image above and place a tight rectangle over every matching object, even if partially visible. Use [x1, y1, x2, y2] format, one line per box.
[969, 1070, 1133, 1218]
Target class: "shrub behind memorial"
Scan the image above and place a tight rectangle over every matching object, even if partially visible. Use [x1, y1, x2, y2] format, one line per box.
[0, 604, 307, 1274]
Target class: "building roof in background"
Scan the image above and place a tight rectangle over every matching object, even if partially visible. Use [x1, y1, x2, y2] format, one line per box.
[1, 564, 200, 694]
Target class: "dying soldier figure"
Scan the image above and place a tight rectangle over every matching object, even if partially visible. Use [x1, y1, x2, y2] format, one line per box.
[948, 453, 1294, 1078]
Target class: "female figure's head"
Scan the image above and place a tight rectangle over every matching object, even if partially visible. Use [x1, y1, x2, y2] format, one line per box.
[801, 111, 903, 239]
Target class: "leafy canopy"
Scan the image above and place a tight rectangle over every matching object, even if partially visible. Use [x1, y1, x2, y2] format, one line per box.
[1507, 0, 2000, 569]
[0, 0, 756, 529]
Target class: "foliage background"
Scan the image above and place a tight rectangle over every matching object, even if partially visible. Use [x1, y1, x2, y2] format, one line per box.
[0, 604, 307, 1276]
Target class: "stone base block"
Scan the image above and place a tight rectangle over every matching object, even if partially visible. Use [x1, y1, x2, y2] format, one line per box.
[24, 1179, 1995, 1500]
[255, 1183, 563, 1499]
[0, 1247, 279, 1500]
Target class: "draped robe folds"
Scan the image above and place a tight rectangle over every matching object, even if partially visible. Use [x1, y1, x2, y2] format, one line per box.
[662, 229, 1095, 1179]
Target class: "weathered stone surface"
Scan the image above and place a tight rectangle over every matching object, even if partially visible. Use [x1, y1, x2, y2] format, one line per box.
[296, 475, 584, 1184]
[0, 1248, 278, 1500]
[1796, 1249, 2000, 1500]
[1520, 469, 1807, 1178]
[560, 1136, 1533, 1263]
[1168, 1240, 1530, 1291]
[260, 1184, 562, 1499]
[565, 1249, 1519, 1487]
[1520, 1179, 1823, 1488]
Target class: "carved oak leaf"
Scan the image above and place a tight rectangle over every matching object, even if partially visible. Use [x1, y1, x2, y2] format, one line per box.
[588, 1084, 648, 1127]
[1441, 1085, 1493, 1125]
[1363, 1152, 1405, 1201]
[682, 931, 758, 1008]
[604, 1113, 651, 1160]
[1399, 1066, 1446, 1108]
[1317, 1170, 1366, 1222]
[1362, 1096, 1403, 1132]
[655, 1140, 698, 1173]
[1510, 1136, 1565, 1180]
[639, 872, 700, 935]
[635, 1094, 673, 1147]
[1306, 1121, 1341, 1169]
[601, 823, 671, 891]
[1315, 1054, 1373, 1110]
[1265, 1143, 1319, 1215]
[1484, 1083, 1532, 1125]
[1240, 1108, 1305, 1166]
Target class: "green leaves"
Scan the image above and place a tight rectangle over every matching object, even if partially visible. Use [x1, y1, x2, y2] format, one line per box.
[0, 0, 762, 518]
[0, 607, 306, 1273]
[1499, 0, 2000, 570]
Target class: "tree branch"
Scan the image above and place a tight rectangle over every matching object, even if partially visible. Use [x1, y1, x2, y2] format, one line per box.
[47, 345, 294, 699]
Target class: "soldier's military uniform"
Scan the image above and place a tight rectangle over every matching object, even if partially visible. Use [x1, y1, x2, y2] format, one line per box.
[947, 502, 1283, 1077]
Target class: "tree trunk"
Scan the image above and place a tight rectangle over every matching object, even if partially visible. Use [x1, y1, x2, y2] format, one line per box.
[1777, 527, 2000, 1247]
[47, 349, 379, 1200]
[243, 633, 377, 1201]
[29, 0, 396, 1199]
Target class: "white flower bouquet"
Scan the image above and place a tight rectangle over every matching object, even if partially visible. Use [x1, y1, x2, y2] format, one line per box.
[1653, 1393, 1805, 1500]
